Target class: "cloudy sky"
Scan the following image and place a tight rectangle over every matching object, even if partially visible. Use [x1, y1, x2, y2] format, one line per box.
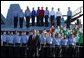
[1, 1, 83, 24]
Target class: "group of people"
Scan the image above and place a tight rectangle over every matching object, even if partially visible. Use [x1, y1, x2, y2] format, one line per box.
[1, 24, 83, 57]
[13, 6, 72, 28]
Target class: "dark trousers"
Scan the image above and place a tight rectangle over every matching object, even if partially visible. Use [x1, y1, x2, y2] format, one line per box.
[6, 45, 9, 57]
[37, 16, 40, 26]
[68, 46, 76, 57]
[26, 16, 30, 28]
[61, 46, 68, 57]
[39, 44, 47, 57]
[19, 17, 24, 28]
[32, 16, 35, 26]
[20, 44, 26, 57]
[67, 16, 71, 28]
[54, 45, 60, 57]
[74, 45, 83, 57]
[39, 16, 41, 26]
[39, 46, 44, 57]
[78, 46, 83, 57]
[57, 16, 61, 27]
[50, 16, 55, 26]
[14, 17, 18, 28]
[1, 46, 6, 57]
[8, 43, 14, 57]
[28, 46, 37, 57]
[3, 42, 9, 57]
[45, 15, 48, 27]
[14, 43, 20, 57]
[1, 42, 7, 57]
[46, 44, 53, 57]
[40, 16, 44, 26]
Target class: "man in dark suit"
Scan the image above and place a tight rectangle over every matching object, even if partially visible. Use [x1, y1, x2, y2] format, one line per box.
[27, 30, 40, 57]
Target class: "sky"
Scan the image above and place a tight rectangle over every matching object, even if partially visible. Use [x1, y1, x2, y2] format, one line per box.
[1, 1, 83, 24]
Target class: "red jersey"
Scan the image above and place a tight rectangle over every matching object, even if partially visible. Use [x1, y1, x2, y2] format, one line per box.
[39, 9, 44, 17]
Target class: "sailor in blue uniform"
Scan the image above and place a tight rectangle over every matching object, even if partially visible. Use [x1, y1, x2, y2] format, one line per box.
[39, 32, 46, 45]
[46, 33, 53, 45]
[13, 10, 18, 28]
[21, 32, 28, 45]
[39, 31, 47, 57]
[44, 7, 49, 27]
[20, 31, 28, 57]
[1, 31, 7, 57]
[8, 32, 14, 45]
[14, 31, 21, 45]
[7, 31, 14, 57]
[2, 31, 9, 57]
[2, 32, 7, 46]
[52, 33, 58, 57]
[46, 33, 53, 57]
[4, 31, 10, 57]
[52, 33, 61, 57]
[61, 34, 68, 57]
[68, 33, 76, 57]
[31, 7, 37, 26]
[67, 7, 72, 28]
[25, 6, 31, 28]
[14, 31, 21, 57]
[51, 33, 56, 57]
[18, 9, 24, 28]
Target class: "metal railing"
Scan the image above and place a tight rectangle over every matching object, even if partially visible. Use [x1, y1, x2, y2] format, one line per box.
[1, 44, 83, 57]
[63, 6, 83, 23]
